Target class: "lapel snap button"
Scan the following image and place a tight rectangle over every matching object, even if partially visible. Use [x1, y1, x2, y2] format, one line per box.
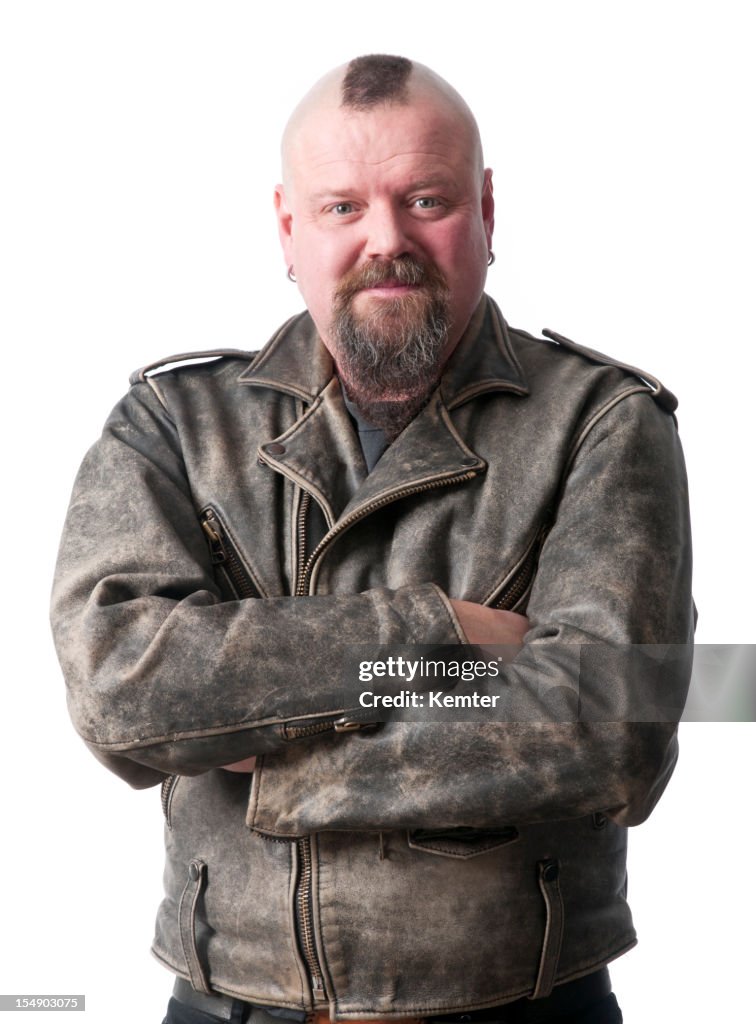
[541, 859, 559, 883]
[266, 443, 286, 456]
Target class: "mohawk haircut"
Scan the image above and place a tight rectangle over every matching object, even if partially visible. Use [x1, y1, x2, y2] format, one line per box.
[341, 54, 413, 110]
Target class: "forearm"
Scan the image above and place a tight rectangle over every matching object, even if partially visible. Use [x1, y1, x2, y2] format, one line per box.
[53, 573, 461, 781]
[247, 639, 690, 835]
[50, 386, 463, 786]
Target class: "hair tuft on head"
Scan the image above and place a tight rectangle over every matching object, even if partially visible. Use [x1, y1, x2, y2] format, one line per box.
[341, 54, 413, 110]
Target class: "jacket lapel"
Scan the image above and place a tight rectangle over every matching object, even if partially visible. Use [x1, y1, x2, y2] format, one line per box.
[237, 295, 530, 528]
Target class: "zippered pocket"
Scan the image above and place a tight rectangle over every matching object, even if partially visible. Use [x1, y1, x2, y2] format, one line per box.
[199, 506, 261, 599]
[282, 714, 381, 741]
[161, 773, 179, 829]
[491, 518, 552, 611]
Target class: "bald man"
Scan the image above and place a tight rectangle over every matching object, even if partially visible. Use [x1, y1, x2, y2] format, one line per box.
[51, 55, 694, 1024]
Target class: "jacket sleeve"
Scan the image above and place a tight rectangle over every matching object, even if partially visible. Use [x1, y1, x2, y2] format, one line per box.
[246, 389, 695, 833]
[50, 382, 464, 789]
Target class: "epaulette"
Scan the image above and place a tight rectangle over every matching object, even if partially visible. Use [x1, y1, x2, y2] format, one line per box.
[541, 328, 678, 414]
[129, 348, 256, 387]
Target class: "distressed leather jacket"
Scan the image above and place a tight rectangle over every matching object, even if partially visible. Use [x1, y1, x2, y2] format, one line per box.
[50, 296, 694, 1018]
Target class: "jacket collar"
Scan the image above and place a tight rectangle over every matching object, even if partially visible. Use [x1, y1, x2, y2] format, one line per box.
[237, 295, 529, 526]
[238, 294, 529, 406]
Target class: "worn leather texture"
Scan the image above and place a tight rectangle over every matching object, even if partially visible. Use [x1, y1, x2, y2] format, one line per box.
[50, 295, 694, 1017]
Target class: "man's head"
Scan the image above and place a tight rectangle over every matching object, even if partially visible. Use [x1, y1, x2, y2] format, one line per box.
[275, 55, 494, 436]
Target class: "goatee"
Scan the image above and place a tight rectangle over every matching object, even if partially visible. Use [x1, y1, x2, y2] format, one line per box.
[330, 256, 451, 441]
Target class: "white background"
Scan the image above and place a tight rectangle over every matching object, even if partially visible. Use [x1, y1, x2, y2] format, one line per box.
[1, 2, 754, 1021]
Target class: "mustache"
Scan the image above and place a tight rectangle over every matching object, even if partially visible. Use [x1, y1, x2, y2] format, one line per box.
[334, 256, 448, 302]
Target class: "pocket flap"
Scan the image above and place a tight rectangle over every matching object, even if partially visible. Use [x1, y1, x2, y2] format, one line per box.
[407, 826, 519, 859]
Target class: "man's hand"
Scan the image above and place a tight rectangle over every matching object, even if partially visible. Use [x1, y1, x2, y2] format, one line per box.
[450, 601, 530, 647]
[222, 756, 257, 773]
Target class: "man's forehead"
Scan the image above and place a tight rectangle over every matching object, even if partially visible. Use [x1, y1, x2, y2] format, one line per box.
[281, 59, 483, 189]
[289, 105, 473, 175]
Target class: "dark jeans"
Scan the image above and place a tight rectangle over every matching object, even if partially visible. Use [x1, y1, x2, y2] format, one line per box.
[162, 995, 248, 1024]
[162, 993, 622, 1024]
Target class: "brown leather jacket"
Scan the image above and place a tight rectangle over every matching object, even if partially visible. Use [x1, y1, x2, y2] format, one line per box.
[50, 296, 694, 1017]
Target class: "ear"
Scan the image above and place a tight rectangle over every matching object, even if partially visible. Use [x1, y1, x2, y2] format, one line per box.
[481, 169, 495, 250]
[274, 184, 294, 267]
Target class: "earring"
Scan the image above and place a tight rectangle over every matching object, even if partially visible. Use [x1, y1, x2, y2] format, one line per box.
[487, 251, 496, 267]
[287, 266, 297, 283]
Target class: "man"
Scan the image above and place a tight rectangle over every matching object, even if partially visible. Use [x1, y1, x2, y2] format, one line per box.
[51, 55, 694, 1023]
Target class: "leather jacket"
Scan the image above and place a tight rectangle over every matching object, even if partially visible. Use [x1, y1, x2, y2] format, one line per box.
[50, 296, 694, 1018]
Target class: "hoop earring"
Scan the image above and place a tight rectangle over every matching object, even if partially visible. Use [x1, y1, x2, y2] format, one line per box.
[287, 266, 297, 283]
[487, 251, 496, 267]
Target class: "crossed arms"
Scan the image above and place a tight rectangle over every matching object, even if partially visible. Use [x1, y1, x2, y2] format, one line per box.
[51, 375, 694, 829]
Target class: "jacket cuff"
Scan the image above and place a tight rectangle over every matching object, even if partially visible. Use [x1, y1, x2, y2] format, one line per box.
[428, 584, 468, 644]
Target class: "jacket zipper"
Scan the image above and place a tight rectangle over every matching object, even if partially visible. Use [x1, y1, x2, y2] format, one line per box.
[160, 774, 179, 828]
[294, 471, 479, 597]
[283, 718, 346, 741]
[200, 506, 259, 599]
[296, 491, 311, 586]
[295, 835, 326, 1002]
[493, 520, 551, 611]
[289, 477, 478, 1004]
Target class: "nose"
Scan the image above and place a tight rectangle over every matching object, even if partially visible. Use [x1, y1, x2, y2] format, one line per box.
[364, 202, 414, 260]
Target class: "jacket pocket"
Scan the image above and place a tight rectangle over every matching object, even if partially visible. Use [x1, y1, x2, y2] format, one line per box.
[161, 774, 179, 829]
[489, 519, 553, 611]
[199, 505, 262, 599]
[531, 858, 564, 999]
[407, 826, 519, 859]
[178, 859, 211, 994]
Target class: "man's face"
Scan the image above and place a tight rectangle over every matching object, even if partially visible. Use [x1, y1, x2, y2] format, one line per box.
[275, 95, 494, 420]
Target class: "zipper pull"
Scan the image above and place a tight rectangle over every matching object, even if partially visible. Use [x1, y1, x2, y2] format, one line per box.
[201, 511, 228, 564]
[333, 716, 381, 733]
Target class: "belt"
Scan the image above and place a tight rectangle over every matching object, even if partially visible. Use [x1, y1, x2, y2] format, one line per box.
[172, 979, 305, 1023]
[172, 968, 612, 1024]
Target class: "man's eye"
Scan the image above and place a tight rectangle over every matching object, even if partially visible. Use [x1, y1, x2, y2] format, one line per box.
[332, 202, 355, 215]
[414, 197, 440, 210]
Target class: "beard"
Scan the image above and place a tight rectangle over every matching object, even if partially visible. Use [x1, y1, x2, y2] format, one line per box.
[329, 255, 451, 441]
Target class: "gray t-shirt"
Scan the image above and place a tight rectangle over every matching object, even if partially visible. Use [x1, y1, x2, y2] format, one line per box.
[341, 389, 389, 472]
